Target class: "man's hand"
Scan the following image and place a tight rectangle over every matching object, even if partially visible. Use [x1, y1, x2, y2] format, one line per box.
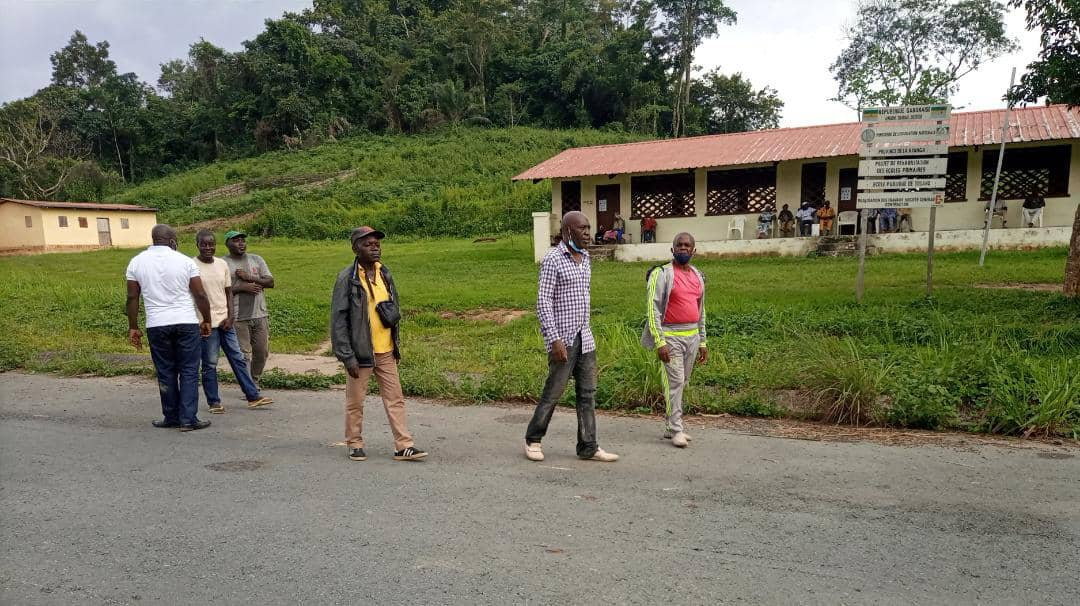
[199, 321, 212, 338]
[235, 268, 253, 281]
[129, 328, 142, 350]
[235, 282, 262, 294]
[220, 317, 234, 331]
[550, 340, 568, 364]
[696, 347, 708, 365]
[657, 344, 671, 363]
[346, 363, 361, 379]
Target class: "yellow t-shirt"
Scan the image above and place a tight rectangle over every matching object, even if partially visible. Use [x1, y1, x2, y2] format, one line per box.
[358, 262, 395, 354]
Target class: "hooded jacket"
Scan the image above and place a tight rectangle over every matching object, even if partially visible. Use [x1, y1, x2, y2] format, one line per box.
[330, 259, 401, 368]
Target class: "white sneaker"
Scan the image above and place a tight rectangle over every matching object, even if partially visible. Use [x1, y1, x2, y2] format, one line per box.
[671, 432, 688, 448]
[587, 448, 619, 462]
[524, 442, 544, 462]
[664, 430, 692, 441]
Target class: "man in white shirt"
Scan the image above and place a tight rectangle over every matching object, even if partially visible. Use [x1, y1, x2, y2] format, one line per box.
[193, 230, 273, 414]
[126, 224, 213, 431]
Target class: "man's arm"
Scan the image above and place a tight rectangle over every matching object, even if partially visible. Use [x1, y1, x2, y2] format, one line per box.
[221, 285, 235, 330]
[126, 280, 143, 350]
[646, 268, 670, 362]
[697, 270, 708, 364]
[536, 258, 564, 360]
[329, 272, 359, 377]
[189, 277, 212, 337]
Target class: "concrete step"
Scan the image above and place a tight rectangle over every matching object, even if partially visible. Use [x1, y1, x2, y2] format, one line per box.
[816, 246, 877, 257]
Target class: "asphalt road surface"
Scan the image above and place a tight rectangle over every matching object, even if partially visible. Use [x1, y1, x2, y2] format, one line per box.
[1, 373, 1078, 605]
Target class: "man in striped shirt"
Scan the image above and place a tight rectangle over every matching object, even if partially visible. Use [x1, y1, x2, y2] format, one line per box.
[524, 211, 619, 463]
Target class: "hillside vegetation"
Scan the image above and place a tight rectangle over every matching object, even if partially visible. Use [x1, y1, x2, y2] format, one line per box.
[109, 127, 639, 238]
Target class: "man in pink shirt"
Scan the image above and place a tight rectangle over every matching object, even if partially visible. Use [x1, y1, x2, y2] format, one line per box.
[641, 232, 707, 448]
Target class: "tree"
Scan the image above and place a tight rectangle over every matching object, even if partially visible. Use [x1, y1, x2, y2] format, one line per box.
[1007, 2, 1079, 296]
[1008, 0, 1079, 106]
[689, 69, 782, 134]
[0, 98, 89, 199]
[655, 0, 736, 137]
[830, 0, 1017, 109]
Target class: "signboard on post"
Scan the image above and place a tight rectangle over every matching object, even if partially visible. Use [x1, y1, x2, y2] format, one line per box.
[855, 104, 951, 302]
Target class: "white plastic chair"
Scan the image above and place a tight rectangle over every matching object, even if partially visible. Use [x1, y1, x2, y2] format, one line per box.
[837, 211, 858, 235]
[728, 217, 745, 239]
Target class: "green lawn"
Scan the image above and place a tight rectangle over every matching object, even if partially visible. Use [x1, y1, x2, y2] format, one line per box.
[1, 238, 1077, 437]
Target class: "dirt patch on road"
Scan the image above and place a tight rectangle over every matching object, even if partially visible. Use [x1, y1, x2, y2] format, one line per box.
[438, 308, 530, 324]
[974, 282, 1062, 293]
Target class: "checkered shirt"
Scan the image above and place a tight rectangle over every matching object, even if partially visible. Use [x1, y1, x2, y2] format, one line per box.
[537, 241, 595, 353]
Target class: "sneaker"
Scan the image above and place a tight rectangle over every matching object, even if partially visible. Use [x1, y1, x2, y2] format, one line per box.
[664, 430, 692, 441]
[671, 432, 689, 448]
[348, 448, 367, 461]
[246, 396, 273, 409]
[207, 403, 225, 414]
[393, 446, 428, 461]
[178, 420, 211, 432]
[586, 448, 619, 462]
[152, 419, 180, 428]
[524, 442, 544, 461]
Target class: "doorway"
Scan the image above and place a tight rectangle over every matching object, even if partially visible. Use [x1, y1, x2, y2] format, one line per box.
[97, 218, 112, 246]
[595, 184, 620, 234]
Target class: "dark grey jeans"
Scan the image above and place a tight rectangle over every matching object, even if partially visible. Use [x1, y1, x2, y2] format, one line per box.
[525, 334, 598, 458]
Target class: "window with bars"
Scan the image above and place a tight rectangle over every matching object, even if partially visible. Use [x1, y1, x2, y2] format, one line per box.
[706, 166, 777, 216]
[800, 162, 826, 207]
[58, 216, 68, 227]
[560, 180, 581, 215]
[78, 217, 88, 228]
[630, 173, 695, 219]
[980, 145, 1071, 200]
[945, 152, 968, 202]
[121, 218, 130, 229]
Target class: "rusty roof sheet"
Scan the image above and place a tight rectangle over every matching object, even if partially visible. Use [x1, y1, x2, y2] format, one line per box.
[513, 105, 1080, 181]
[0, 198, 157, 212]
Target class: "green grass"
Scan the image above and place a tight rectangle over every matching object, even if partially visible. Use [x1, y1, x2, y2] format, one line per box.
[1, 237, 1077, 437]
[108, 127, 644, 238]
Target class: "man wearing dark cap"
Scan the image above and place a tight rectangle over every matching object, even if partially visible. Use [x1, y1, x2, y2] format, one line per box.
[330, 226, 427, 462]
[223, 230, 274, 383]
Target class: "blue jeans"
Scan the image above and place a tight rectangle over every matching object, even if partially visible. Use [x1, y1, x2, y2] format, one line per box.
[201, 326, 261, 405]
[146, 324, 202, 426]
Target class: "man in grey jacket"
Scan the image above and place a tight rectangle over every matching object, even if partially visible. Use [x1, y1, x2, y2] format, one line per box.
[641, 232, 707, 448]
[330, 226, 426, 462]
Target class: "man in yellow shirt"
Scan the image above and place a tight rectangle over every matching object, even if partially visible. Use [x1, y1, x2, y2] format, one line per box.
[816, 201, 837, 236]
[330, 226, 427, 462]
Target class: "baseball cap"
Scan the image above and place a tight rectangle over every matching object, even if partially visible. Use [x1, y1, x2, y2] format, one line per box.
[224, 230, 247, 241]
[350, 226, 386, 242]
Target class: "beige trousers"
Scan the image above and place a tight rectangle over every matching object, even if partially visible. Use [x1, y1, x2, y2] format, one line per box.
[344, 352, 413, 451]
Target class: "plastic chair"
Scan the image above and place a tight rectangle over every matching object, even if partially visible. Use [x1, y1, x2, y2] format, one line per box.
[837, 211, 858, 235]
[728, 217, 745, 239]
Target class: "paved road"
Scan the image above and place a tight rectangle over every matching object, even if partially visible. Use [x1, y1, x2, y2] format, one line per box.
[1, 373, 1078, 605]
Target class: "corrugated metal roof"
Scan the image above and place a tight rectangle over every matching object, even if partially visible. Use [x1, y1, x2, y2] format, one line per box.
[513, 105, 1080, 181]
[0, 198, 157, 212]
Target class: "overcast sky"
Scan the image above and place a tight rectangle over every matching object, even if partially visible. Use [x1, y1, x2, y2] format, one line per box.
[0, 0, 1043, 127]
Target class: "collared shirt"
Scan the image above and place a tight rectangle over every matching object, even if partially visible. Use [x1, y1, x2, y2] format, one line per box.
[125, 245, 200, 328]
[357, 262, 394, 354]
[537, 241, 594, 353]
[223, 253, 272, 321]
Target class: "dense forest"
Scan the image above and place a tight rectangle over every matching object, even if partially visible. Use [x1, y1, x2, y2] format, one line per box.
[0, 0, 785, 201]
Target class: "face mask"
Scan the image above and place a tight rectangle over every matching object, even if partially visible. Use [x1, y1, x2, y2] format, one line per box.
[673, 252, 692, 264]
[567, 238, 584, 253]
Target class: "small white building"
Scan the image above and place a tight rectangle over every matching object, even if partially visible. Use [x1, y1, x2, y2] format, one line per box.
[515, 105, 1080, 261]
[0, 198, 158, 253]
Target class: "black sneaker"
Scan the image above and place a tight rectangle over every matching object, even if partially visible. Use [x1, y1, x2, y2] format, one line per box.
[152, 419, 180, 428]
[348, 448, 367, 461]
[178, 419, 212, 432]
[393, 446, 428, 461]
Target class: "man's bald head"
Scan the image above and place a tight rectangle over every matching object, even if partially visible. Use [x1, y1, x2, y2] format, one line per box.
[560, 211, 590, 250]
[151, 224, 177, 249]
[672, 232, 695, 247]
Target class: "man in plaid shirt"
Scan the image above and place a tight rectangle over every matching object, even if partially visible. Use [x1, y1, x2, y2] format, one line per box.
[524, 211, 619, 463]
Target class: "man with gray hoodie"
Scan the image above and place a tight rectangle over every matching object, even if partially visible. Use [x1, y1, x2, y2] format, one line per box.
[641, 232, 707, 448]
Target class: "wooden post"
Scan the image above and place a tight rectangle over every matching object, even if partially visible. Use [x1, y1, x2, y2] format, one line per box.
[856, 211, 868, 303]
[979, 67, 1016, 267]
[926, 207, 937, 296]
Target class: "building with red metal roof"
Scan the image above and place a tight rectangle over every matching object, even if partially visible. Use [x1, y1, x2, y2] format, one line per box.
[517, 105, 1079, 261]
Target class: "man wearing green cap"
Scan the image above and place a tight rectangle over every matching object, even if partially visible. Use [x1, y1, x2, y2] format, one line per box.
[330, 226, 427, 462]
[223, 230, 274, 383]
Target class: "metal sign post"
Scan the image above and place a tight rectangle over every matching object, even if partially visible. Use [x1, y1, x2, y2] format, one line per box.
[979, 67, 1016, 267]
[857, 104, 952, 301]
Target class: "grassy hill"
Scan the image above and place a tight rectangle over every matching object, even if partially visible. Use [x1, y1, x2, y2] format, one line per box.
[110, 127, 644, 239]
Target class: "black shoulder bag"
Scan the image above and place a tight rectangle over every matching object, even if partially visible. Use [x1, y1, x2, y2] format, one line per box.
[361, 267, 400, 328]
